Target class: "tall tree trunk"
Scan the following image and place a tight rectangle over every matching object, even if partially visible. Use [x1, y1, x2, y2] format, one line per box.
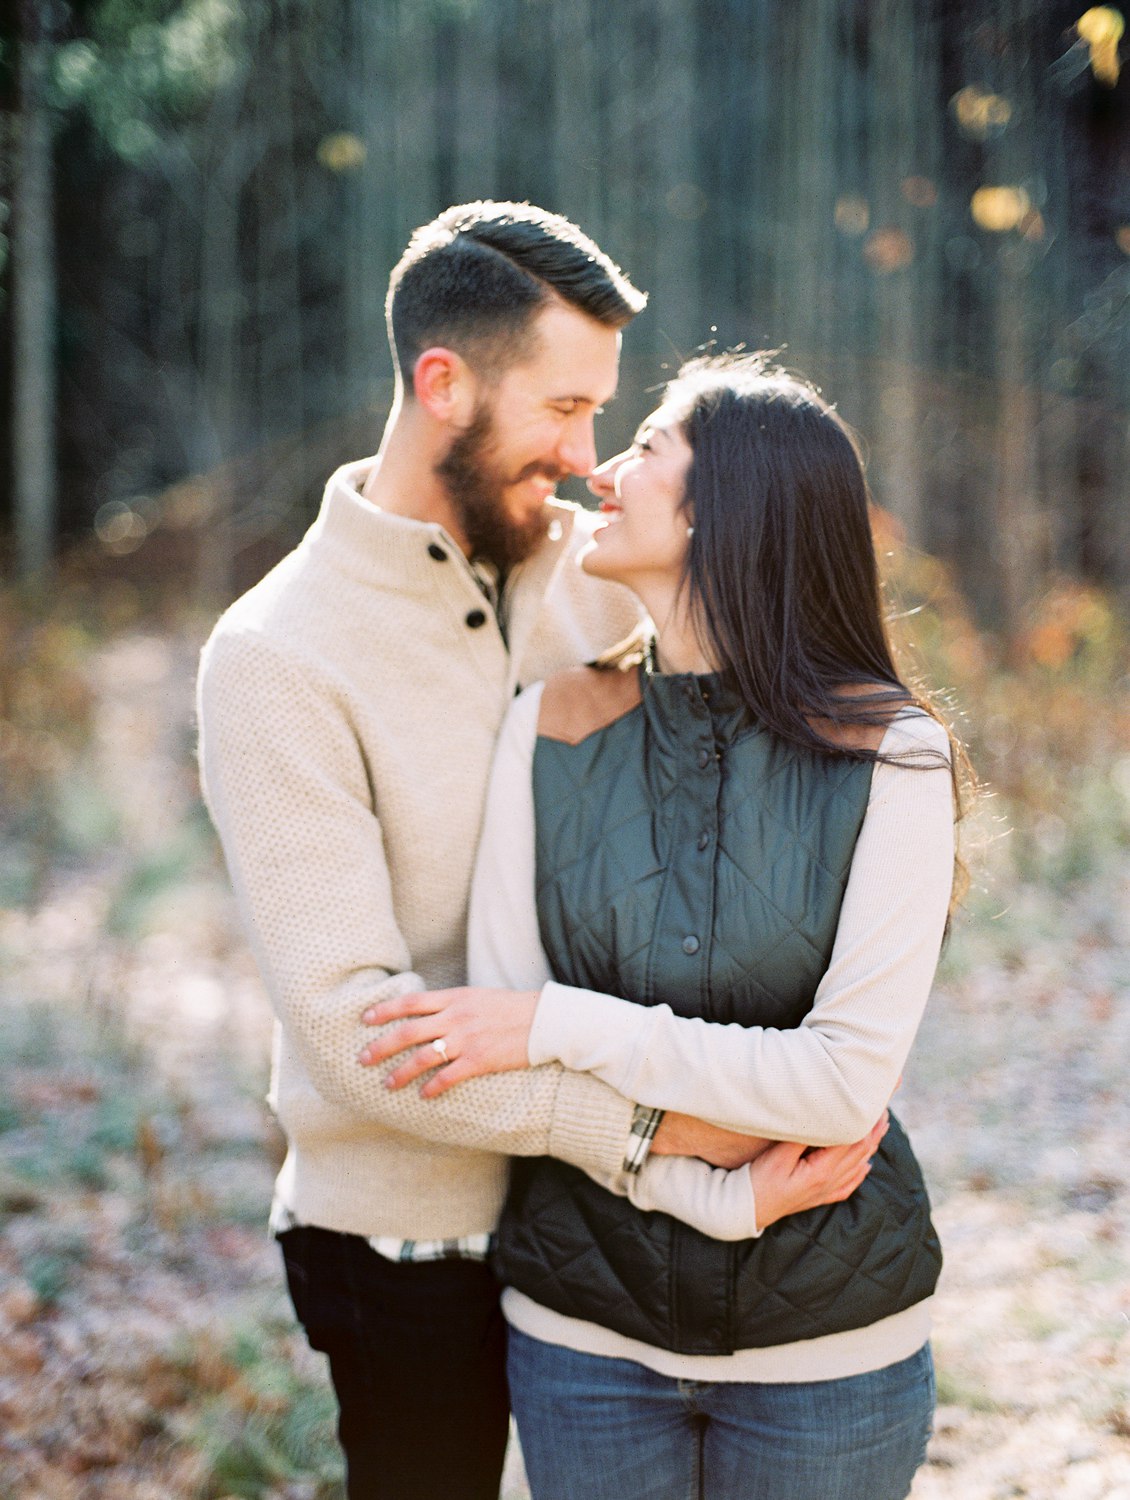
[392, 0, 437, 244]
[989, 0, 1045, 643]
[12, 1, 57, 585]
[452, 3, 499, 205]
[867, 0, 924, 547]
[775, 0, 838, 372]
[346, 0, 398, 409]
[551, 0, 600, 231]
[195, 64, 254, 606]
[648, 0, 698, 363]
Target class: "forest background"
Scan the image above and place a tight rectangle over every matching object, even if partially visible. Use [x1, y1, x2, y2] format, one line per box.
[1, 2, 1129, 1497]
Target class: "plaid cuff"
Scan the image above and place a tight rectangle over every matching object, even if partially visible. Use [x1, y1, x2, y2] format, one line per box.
[623, 1104, 664, 1175]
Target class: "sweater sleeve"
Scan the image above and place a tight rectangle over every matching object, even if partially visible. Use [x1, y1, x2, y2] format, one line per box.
[527, 712, 955, 1145]
[197, 627, 633, 1175]
[469, 682, 761, 1242]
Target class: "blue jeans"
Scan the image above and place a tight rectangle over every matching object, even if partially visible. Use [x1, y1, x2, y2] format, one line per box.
[508, 1327, 935, 1500]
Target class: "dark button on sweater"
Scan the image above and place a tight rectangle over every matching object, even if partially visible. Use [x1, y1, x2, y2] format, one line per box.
[465, 609, 488, 629]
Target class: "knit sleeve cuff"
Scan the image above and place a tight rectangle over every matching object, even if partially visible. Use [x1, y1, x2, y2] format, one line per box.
[546, 1068, 638, 1179]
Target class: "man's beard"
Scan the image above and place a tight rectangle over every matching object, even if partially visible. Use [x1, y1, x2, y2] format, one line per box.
[435, 402, 564, 572]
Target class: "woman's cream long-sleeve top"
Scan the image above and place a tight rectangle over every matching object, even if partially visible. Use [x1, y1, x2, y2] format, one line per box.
[468, 679, 955, 1382]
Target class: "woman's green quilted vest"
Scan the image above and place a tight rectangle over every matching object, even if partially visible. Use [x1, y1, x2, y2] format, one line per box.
[494, 663, 942, 1355]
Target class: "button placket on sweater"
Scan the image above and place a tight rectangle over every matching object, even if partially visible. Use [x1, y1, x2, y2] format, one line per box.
[426, 531, 510, 686]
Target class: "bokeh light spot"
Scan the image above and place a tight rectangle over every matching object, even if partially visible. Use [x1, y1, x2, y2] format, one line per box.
[1077, 7, 1124, 85]
[317, 133, 367, 173]
[901, 176, 938, 208]
[95, 502, 149, 556]
[834, 195, 870, 236]
[951, 85, 1013, 139]
[863, 226, 914, 272]
[971, 185, 1031, 232]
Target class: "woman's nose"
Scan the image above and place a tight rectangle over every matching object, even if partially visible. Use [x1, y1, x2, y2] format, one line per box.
[587, 450, 626, 501]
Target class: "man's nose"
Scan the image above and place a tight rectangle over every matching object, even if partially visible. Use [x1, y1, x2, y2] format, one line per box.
[557, 418, 599, 479]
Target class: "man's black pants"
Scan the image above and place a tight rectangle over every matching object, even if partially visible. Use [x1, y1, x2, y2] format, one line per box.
[279, 1226, 510, 1500]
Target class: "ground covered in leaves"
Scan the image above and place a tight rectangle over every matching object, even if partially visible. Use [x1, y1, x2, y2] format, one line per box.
[1, 597, 1128, 1498]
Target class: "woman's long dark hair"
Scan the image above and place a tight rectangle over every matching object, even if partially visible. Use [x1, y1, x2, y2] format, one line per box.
[667, 353, 928, 761]
[658, 354, 975, 911]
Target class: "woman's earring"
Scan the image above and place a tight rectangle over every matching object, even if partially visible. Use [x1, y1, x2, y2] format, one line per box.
[686, 525, 695, 538]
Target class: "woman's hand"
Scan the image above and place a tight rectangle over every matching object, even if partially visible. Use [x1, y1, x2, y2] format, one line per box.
[750, 1113, 889, 1230]
[359, 987, 539, 1097]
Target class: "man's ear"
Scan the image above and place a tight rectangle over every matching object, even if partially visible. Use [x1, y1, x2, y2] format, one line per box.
[413, 347, 478, 425]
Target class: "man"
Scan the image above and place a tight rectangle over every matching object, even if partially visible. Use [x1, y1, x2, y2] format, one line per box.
[198, 202, 727, 1498]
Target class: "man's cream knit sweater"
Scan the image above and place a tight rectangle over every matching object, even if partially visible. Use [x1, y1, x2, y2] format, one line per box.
[197, 459, 643, 1240]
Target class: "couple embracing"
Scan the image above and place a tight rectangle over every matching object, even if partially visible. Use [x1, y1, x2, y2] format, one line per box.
[198, 201, 960, 1500]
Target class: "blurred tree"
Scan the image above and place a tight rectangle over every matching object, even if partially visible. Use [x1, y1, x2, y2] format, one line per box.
[0, 0, 1127, 629]
[12, 0, 59, 583]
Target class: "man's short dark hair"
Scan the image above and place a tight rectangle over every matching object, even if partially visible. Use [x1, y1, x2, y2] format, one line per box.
[386, 201, 647, 388]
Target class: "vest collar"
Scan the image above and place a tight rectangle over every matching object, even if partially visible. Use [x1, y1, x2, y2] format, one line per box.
[640, 639, 750, 740]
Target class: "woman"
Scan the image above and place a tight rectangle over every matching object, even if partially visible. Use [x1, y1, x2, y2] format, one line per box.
[362, 354, 961, 1499]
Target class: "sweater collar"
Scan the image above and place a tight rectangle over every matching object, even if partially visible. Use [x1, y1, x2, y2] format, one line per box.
[304, 457, 581, 598]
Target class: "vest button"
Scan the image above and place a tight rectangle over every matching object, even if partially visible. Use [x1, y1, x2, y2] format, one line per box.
[697, 831, 710, 851]
[682, 935, 700, 955]
[427, 543, 447, 561]
[465, 609, 488, 629]
[696, 747, 710, 769]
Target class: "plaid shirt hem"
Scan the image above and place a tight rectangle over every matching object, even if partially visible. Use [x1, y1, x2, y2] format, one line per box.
[269, 1200, 493, 1262]
[269, 1104, 659, 1253]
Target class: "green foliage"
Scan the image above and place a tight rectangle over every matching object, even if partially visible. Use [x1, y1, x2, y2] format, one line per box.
[50, 0, 250, 161]
[24, 1231, 90, 1306]
[179, 1324, 344, 1498]
[105, 821, 213, 937]
[0, 596, 100, 892]
[934, 1362, 1009, 1414]
[89, 1088, 148, 1152]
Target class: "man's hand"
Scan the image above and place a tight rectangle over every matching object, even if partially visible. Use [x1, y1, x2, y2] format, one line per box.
[650, 1112, 775, 1168]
